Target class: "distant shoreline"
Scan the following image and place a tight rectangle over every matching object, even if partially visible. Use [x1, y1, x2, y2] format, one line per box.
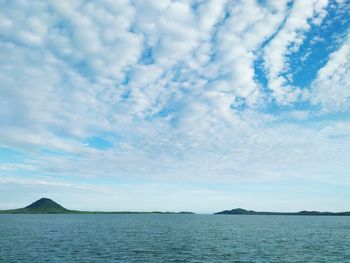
[0, 210, 196, 215]
[0, 208, 195, 215]
[1, 198, 349, 215]
[0, 198, 196, 214]
[215, 208, 350, 216]
[1, 211, 350, 216]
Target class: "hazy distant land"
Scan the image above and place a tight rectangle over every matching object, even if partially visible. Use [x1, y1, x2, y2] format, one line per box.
[215, 208, 350, 216]
[0, 198, 349, 216]
[0, 198, 195, 214]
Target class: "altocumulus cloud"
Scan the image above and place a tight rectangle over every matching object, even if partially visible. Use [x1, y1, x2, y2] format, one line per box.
[0, 0, 350, 211]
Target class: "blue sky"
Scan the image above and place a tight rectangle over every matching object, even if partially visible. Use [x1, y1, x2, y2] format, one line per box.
[0, 0, 350, 213]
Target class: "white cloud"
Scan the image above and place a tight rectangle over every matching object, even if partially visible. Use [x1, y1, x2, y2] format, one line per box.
[0, 0, 349, 198]
[0, 176, 72, 187]
[263, 0, 329, 104]
[207, 0, 290, 108]
[310, 33, 350, 112]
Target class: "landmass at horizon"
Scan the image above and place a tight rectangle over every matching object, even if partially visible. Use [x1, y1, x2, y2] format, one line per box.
[0, 198, 195, 214]
[1, 198, 349, 216]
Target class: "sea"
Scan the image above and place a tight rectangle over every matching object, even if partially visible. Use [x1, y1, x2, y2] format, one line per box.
[0, 214, 349, 262]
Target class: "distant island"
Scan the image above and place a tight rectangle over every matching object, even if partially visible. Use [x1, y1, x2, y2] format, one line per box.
[0, 198, 195, 214]
[215, 208, 350, 216]
[2, 199, 349, 216]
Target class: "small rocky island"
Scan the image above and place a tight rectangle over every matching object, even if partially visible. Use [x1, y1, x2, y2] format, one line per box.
[215, 208, 350, 216]
[0, 198, 70, 214]
[0, 198, 195, 214]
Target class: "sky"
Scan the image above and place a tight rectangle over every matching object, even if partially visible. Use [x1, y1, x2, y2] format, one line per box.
[0, 0, 350, 213]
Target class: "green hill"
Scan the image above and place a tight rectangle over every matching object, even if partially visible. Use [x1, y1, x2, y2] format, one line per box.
[0, 198, 196, 214]
[0, 198, 70, 214]
[23, 198, 69, 213]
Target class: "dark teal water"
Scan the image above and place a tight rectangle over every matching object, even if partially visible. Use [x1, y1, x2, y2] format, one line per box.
[0, 215, 349, 262]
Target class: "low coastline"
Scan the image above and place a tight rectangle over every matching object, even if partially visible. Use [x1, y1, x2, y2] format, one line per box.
[0, 198, 349, 215]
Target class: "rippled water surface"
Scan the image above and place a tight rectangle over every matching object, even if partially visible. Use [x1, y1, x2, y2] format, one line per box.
[0, 214, 349, 262]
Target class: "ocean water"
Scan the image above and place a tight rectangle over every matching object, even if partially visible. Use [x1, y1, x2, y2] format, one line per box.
[0, 215, 349, 262]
